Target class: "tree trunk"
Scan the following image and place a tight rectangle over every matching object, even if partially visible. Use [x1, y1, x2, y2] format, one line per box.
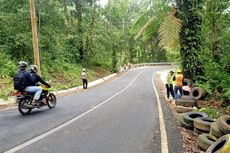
[112, 44, 117, 72]
[176, 0, 204, 79]
[85, 2, 96, 62]
[75, 0, 84, 61]
[64, 0, 69, 23]
[210, 1, 219, 60]
[128, 37, 134, 63]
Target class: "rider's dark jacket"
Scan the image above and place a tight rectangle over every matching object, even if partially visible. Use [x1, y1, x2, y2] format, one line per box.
[19, 68, 33, 90]
[30, 72, 50, 87]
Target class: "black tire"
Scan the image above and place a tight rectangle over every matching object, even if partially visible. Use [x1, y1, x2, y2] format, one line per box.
[177, 114, 194, 129]
[181, 95, 195, 101]
[175, 106, 195, 113]
[194, 127, 208, 136]
[175, 99, 196, 107]
[216, 115, 230, 134]
[197, 134, 215, 151]
[47, 93, 56, 109]
[190, 87, 205, 100]
[194, 117, 215, 132]
[18, 99, 32, 115]
[206, 134, 230, 153]
[208, 133, 218, 141]
[210, 122, 224, 139]
[183, 112, 208, 126]
[193, 128, 201, 136]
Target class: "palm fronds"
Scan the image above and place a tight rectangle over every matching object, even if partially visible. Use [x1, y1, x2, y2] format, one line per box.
[134, 16, 155, 40]
[130, 10, 152, 35]
[158, 8, 182, 50]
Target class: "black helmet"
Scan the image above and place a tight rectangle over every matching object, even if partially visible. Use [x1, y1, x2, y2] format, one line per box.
[29, 65, 38, 73]
[18, 61, 28, 68]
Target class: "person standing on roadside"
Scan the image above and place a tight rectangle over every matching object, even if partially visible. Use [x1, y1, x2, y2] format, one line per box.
[81, 68, 88, 89]
[173, 69, 184, 100]
[166, 71, 175, 99]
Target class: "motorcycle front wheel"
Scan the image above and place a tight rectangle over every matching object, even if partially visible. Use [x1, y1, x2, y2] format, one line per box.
[18, 99, 32, 115]
[47, 93, 56, 109]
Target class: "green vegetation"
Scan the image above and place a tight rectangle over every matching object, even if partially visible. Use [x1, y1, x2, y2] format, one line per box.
[0, 0, 229, 108]
[132, 0, 230, 107]
[199, 107, 221, 119]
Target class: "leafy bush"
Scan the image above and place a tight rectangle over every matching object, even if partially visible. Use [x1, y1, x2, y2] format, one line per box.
[195, 57, 230, 100]
[199, 107, 221, 119]
[195, 76, 212, 96]
[0, 52, 17, 78]
[221, 89, 230, 107]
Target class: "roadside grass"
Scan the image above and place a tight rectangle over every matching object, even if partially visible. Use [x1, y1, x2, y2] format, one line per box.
[0, 65, 111, 100]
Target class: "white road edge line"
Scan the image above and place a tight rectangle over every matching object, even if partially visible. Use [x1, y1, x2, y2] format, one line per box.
[5, 70, 145, 153]
[152, 73, 169, 153]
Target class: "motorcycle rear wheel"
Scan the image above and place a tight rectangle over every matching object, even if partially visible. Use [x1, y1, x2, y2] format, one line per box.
[18, 99, 32, 115]
[47, 93, 56, 109]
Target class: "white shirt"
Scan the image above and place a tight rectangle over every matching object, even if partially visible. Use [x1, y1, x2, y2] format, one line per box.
[81, 72, 87, 79]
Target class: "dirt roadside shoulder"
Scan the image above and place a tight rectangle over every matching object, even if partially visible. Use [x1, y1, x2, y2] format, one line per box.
[154, 72, 185, 153]
[154, 71, 202, 153]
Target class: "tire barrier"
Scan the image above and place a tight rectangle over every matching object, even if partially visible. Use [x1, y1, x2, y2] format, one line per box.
[210, 122, 225, 139]
[175, 99, 196, 107]
[175, 106, 196, 113]
[181, 95, 195, 101]
[194, 127, 209, 136]
[177, 114, 194, 129]
[206, 134, 230, 153]
[190, 87, 206, 100]
[194, 117, 215, 132]
[197, 133, 215, 151]
[208, 133, 218, 141]
[183, 112, 208, 126]
[216, 115, 230, 134]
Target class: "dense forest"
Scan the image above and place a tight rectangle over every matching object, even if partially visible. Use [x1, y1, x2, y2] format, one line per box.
[0, 0, 229, 108]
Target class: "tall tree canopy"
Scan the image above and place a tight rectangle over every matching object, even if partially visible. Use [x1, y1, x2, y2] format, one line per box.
[0, 0, 229, 101]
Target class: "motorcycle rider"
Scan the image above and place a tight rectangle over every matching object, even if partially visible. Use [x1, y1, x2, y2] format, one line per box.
[29, 65, 50, 87]
[29, 65, 51, 104]
[16, 61, 42, 106]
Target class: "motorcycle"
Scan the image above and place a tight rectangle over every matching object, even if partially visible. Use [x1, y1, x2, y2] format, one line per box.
[15, 84, 57, 115]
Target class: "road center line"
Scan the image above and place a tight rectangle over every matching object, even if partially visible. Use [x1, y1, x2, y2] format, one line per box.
[5, 70, 145, 153]
[152, 73, 169, 153]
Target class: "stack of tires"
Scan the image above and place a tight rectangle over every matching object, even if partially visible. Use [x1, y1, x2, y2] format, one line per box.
[205, 115, 230, 153]
[177, 112, 230, 152]
[177, 112, 208, 130]
[175, 96, 197, 113]
[196, 117, 216, 151]
[175, 87, 206, 113]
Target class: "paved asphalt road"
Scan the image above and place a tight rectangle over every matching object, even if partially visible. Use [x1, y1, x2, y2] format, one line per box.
[0, 66, 183, 153]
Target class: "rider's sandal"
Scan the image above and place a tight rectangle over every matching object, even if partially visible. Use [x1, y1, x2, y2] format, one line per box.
[31, 102, 37, 106]
[42, 99, 47, 104]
